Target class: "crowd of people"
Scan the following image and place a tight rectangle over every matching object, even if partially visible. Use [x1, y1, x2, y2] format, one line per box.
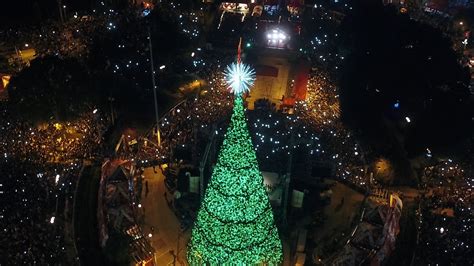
[0, 4, 137, 264]
[2, 11, 111, 64]
[0, 107, 109, 264]
[129, 47, 369, 191]
[1, 1, 471, 264]
[295, 69, 367, 188]
[0, 1, 362, 265]
[2, 2, 216, 264]
[0, 111, 107, 164]
[0, 159, 80, 264]
[134, 52, 236, 164]
[414, 159, 473, 265]
[292, 1, 371, 188]
[298, 7, 474, 265]
[33, 17, 106, 60]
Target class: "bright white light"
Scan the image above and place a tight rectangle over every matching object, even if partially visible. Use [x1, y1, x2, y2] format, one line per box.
[440, 227, 444, 233]
[138, 204, 142, 208]
[159, 65, 166, 70]
[50, 216, 55, 224]
[266, 29, 287, 42]
[191, 52, 195, 57]
[92, 109, 98, 114]
[405, 116, 411, 123]
[55, 174, 60, 185]
[148, 233, 152, 238]
[224, 62, 256, 95]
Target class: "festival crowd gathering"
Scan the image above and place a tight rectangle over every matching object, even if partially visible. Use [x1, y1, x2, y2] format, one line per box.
[414, 160, 473, 265]
[0, 0, 472, 265]
[0, 107, 109, 264]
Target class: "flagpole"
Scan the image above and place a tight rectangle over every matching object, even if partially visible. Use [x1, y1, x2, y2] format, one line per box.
[237, 37, 242, 64]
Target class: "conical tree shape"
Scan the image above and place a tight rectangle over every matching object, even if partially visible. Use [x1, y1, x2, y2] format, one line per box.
[187, 96, 283, 265]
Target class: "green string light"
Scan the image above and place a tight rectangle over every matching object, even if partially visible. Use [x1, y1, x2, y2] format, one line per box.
[187, 96, 283, 265]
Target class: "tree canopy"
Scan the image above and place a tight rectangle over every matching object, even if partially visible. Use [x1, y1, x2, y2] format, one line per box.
[338, 0, 472, 183]
[8, 56, 97, 122]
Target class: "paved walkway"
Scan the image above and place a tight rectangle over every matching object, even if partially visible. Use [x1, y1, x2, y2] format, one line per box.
[139, 167, 190, 265]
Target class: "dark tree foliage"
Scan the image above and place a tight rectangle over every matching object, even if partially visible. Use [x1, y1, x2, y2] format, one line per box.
[339, 0, 472, 183]
[150, 7, 193, 56]
[8, 56, 97, 123]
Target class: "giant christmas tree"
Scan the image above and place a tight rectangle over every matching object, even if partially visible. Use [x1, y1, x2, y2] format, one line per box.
[187, 50, 283, 265]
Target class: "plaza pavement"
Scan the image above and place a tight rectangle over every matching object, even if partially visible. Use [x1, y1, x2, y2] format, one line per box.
[140, 167, 190, 266]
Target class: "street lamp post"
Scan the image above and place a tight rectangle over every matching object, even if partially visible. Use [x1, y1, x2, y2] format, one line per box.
[148, 27, 161, 146]
[57, 0, 64, 23]
[108, 97, 115, 125]
[282, 130, 294, 227]
[62, 5, 67, 20]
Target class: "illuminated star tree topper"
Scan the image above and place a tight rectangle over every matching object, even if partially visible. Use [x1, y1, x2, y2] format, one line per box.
[224, 38, 256, 95]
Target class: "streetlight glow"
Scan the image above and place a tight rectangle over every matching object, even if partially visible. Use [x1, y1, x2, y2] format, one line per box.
[265, 29, 288, 48]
